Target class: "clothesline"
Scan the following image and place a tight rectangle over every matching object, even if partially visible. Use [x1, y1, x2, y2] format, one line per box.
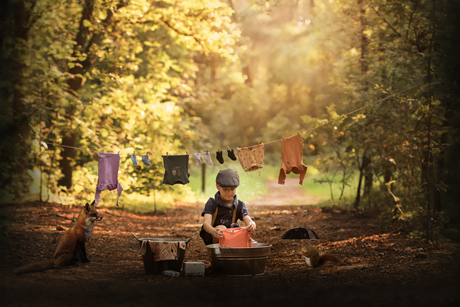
[245, 82, 423, 149]
[43, 82, 422, 155]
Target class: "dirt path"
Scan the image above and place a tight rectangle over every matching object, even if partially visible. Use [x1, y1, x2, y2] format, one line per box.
[249, 178, 320, 206]
[1, 201, 459, 307]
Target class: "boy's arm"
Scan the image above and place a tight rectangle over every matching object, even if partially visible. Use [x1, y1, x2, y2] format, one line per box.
[203, 214, 223, 238]
[243, 215, 256, 232]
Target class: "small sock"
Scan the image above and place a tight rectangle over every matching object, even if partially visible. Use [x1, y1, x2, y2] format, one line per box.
[193, 153, 202, 165]
[130, 154, 138, 167]
[227, 149, 237, 161]
[142, 154, 151, 166]
[216, 151, 224, 164]
[202, 152, 213, 165]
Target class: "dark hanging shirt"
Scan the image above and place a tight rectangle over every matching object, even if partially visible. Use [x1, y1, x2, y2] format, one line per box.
[161, 155, 190, 185]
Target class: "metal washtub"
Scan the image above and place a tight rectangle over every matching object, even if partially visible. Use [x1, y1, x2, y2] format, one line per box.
[206, 243, 272, 276]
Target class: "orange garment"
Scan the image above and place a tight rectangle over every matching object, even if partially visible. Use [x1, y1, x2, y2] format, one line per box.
[219, 227, 252, 248]
[278, 134, 308, 185]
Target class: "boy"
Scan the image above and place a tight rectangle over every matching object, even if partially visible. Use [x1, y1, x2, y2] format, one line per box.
[200, 168, 256, 245]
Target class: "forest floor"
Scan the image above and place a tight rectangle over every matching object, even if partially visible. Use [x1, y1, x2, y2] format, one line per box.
[1, 179, 460, 307]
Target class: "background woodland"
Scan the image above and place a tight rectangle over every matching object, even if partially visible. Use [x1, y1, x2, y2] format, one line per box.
[1, 0, 460, 243]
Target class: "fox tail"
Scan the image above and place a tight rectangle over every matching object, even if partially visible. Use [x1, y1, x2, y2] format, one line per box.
[14, 260, 55, 275]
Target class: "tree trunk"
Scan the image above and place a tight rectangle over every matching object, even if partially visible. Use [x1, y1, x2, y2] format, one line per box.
[354, 149, 369, 210]
[201, 163, 206, 193]
[422, 0, 437, 243]
[423, 103, 433, 242]
[358, 0, 369, 91]
[383, 166, 393, 207]
[364, 159, 373, 210]
[58, 0, 94, 189]
[9, 1, 32, 175]
[434, 96, 453, 215]
[355, 168, 364, 210]
[355, 0, 370, 211]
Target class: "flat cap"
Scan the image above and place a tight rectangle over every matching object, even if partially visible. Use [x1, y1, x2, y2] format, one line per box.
[216, 168, 239, 188]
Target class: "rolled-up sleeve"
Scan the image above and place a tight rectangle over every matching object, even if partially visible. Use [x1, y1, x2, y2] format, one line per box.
[237, 201, 249, 221]
[201, 198, 216, 217]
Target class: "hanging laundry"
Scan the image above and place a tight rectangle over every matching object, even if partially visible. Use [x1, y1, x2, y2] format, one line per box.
[95, 152, 123, 206]
[227, 148, 237, 161]
[237, 143, 264, 172]
[278, 134, 308, 185]
[202, 151, 213, 165]
[162, 155, 190, 185]
[216, 151, 224, 164]
[130, 154, 138, 167]
[142, 154, 151, 167]
[193, 152, 202, 165]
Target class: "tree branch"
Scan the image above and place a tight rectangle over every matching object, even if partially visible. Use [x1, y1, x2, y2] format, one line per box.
[370, 5, 423, 52]
[84, 1, 127, 55]
[370, 6, 402, 38]
[406, 0, 419, 41]
[160, 19, 202, 45]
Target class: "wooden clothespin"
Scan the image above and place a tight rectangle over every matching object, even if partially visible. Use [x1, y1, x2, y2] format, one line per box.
[242, 144, 244, 149]
[218, 148, 221, 153]
[227, 146, 231, 150]
[166, 152, 169, 157]
[186, 150, 189, 155]
[258, 141, 260, 146]
[297, 131, 301, 137]
[146, 151, 151, 156]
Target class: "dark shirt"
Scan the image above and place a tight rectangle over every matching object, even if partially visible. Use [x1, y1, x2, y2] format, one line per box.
[161, 155, 190, 185]
[201, 192, 249, 228]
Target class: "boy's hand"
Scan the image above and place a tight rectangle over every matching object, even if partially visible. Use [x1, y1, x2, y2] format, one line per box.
[213, 228, 223, 238]
[246, 222, 256, 232]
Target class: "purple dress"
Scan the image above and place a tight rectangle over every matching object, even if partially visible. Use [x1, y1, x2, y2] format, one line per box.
[95, 152, 123, 206]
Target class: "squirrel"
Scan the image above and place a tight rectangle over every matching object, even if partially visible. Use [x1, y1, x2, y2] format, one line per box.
[301, 241, 342, 268]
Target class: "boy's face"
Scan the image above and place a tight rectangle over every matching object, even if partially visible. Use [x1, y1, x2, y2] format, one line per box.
[216, 184, 236, 202]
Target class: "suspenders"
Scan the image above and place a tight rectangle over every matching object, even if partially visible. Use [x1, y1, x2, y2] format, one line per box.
[211, 202, 238, 228]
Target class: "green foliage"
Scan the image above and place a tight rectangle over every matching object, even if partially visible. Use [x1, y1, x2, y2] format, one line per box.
[407, 210, 451, 243]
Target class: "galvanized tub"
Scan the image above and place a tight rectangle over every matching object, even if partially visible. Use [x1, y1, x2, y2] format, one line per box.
[206, 243, 272, 276]
[133, 235, 194, 275]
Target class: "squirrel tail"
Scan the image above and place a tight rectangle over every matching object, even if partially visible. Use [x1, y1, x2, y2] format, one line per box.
[14, 260, 55, 275]
[318, 254, 342, 266]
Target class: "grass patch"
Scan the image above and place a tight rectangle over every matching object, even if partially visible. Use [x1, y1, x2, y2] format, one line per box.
[299, 169, 360, 205]
[95, 185, 197, 213]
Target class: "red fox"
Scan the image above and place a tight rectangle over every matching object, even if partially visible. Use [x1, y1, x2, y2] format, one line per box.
[301, 241, 342, 268]
[14, 201, 102, 275]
